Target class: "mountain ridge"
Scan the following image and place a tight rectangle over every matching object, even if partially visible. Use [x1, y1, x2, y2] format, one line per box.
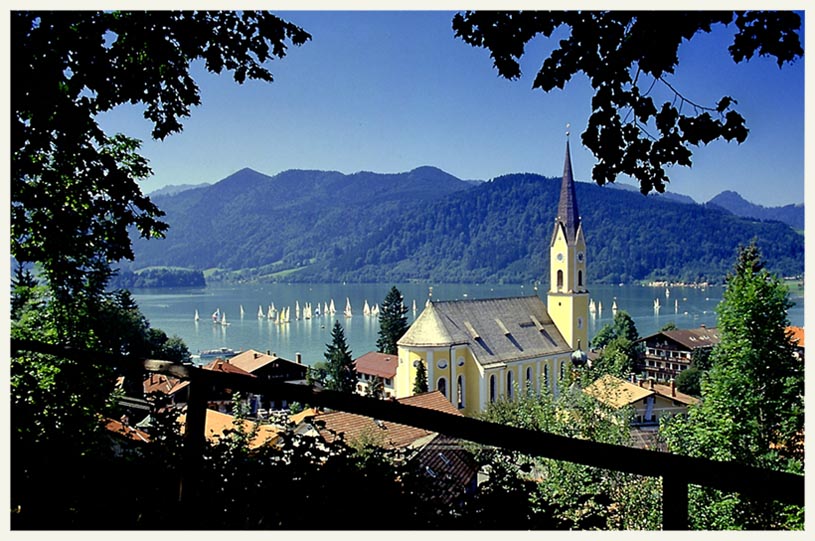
[130, 167, 804, 285]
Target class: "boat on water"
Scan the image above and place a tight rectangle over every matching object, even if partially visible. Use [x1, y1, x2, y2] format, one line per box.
[258, 305, 264, 319]
[654, 298, 661, 313]
[344, 297, 352, 318]
[412, 299, 417, 312]
[363, 300, 371, 316]
[371, 304, 379, 317]
[220, 312, 230, 326]
[194, 309, 200, 322]
[198, 346, 239, 360]
[329, 299, 336, 314]
[240, 305, 245, 318]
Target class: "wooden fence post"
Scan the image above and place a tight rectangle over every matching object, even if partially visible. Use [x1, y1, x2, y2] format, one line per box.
[662, 474, 689, 530]
[179, 371, 208, 514]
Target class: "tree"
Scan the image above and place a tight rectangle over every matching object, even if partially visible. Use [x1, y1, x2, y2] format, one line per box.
[452, 11, 802, 194]
[376, 286, 409, 354]
[591, 310, 639, 349]
[661, 243, 803, 529]
[413, 361, 428, 394]
[324, 320, 358, 394]
[12, 11, 310, 307]
[473, 380, 661, 529]
[366, 376, 385, 400]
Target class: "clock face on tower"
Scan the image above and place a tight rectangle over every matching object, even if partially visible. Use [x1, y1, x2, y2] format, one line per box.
[556, 252, 564, 262]
[577, 251, 584, 262]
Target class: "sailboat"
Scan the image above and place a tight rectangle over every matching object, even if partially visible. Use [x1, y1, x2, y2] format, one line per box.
[194, 309, 200, 322]
[363, 300, 371, 316]
[654, 298, 661, 313]
[258, 305, 264, 319]
[304, 302, 312, 319]
[612, 299, 618, 315]
[371, 303, 379, 317]
[329, 299, 336, 314]
[598, 301, 603, 315]
[675, 299, 679, 313]
[211, 308, 220, 324]
[589, 300, 596, 314]
[665, 288, 670, 299]
[344, 297, 352, 318]
[295, 301, 301, 320]
[221, 311, 229, 326]
[412, 299, 417, 313]
[324, 302, 329, 315]
[314, 303, 321, 317]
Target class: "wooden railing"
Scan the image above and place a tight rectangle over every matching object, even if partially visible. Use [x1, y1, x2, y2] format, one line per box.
[11, 338, 805, 530]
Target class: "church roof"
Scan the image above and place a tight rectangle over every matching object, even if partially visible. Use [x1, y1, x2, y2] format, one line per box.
[398, 296, 571, 368]
[555, 139, 581, 243]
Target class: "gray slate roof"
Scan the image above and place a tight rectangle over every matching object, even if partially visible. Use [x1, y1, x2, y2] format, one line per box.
[398, 295, 572, 368]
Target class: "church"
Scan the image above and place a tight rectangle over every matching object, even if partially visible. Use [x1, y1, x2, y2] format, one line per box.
[394, 137, 589, 415]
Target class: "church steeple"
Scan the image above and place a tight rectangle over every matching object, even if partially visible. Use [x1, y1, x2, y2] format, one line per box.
[556, 137, 580, 243]
[548, 129, 588, 352]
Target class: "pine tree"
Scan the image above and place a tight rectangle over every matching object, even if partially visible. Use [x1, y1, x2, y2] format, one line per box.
[661, 242, 803, 529]
[324, 319, 357, 394]
[376, 286, 409, 355]
[413, 361, 428, 394]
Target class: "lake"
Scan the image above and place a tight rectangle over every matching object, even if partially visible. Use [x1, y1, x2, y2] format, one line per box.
[132, 282, 804, 366]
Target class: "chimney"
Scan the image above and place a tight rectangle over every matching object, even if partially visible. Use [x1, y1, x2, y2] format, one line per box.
[637, 376, 644, 388]
[296, 352, 302, 364]
[254, 352, 259, 359]
[700, 324, 706, 328]
[670, 378, 676, 397]
[267, 350, 271, 356]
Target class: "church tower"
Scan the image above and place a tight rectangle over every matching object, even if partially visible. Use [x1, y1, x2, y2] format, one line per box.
[548, 134, 589, 351]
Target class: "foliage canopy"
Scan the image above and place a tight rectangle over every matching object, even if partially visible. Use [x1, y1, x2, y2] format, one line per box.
[452, 11, 802, 194]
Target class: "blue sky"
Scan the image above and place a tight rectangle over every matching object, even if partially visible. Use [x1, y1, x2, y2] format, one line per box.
[98, 10, 805, 206]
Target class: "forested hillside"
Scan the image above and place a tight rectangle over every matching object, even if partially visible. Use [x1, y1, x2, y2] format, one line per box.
[130, 169, 804, 285]
[707, 190, 805, 230]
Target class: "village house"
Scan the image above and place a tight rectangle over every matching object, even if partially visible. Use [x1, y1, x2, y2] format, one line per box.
[354, 351, 398, 398]
[299, 391, 478, 503]
[395, 138, 589, 415]
[583, 374, 700, 427]
[636, 326, 721, 381]
[787, 326, 805, 361]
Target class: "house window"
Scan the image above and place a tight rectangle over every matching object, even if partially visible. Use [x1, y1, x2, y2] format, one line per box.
[437, 377, 447, 398]
[557, 270, 564, 291]
[490, 375, 496, 402]
[457, 375, 464, 409]
[507, 371, 514, 399]
[384, 378, 392, 386]
[526, 366, 533, 390]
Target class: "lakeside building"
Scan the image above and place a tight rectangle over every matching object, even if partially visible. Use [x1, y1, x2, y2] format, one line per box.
[395, 138, 589, 415]
[636, 326, 721, 381]
[354, 351, 398, 398]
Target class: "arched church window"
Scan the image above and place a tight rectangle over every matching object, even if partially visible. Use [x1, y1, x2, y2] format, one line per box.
[526, 366, 533, 390]
[457, 375, 464, 409]
[437, 377, 447, 398]
[543, 365, 549, 389]
[490, 375, 496, 402]
[557, 270, 564, 291]
[507, 371, 514, 399]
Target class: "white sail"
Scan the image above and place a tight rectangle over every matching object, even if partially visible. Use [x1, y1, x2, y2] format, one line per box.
[665, 288, 670, 299]
[654, 298, 661, 313]
[598, 301, 603, 315]
[612, 299, 618, 315]
[240, 305, 245, 317]
[221, 312, 228, 326]
[675, 299, 679, 313]
[295, 301, 301, 320]
[258, 305, 264, 319]
[314, 303, 321, 317]
[305, 302, 312, 319]
[324, 302, 329, 315]
[344, 297, 352, 317]
[589, 300, 596, 314]
[194, 309, 200, 321]
[363, 300, 370, 316]
[412, 299, 417, 312]
[329, 299, 336, 314]
[371, 304, 379, 316]
[212, 308, 220, 323]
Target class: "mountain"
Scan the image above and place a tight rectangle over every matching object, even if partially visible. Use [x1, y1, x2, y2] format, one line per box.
[607, 182, 697, 205]
[707, 190, 804, 230]
[149, 183, 211, 197]
[132, 166, 473, 278]
[131, 168, 804, 285]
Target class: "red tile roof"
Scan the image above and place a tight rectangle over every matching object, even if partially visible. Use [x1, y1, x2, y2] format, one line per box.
[103, 418, 151, 443]
[203, 358, 256, 378]
[311, 391, 461, 449]
[354, 351, 398, 379]
[143, 373, 180, 395]
[177, 408, 281, 449]
[787, 326, 805, 348]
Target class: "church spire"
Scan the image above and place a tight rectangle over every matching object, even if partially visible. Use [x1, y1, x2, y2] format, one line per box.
[556, 135, 580, 243]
